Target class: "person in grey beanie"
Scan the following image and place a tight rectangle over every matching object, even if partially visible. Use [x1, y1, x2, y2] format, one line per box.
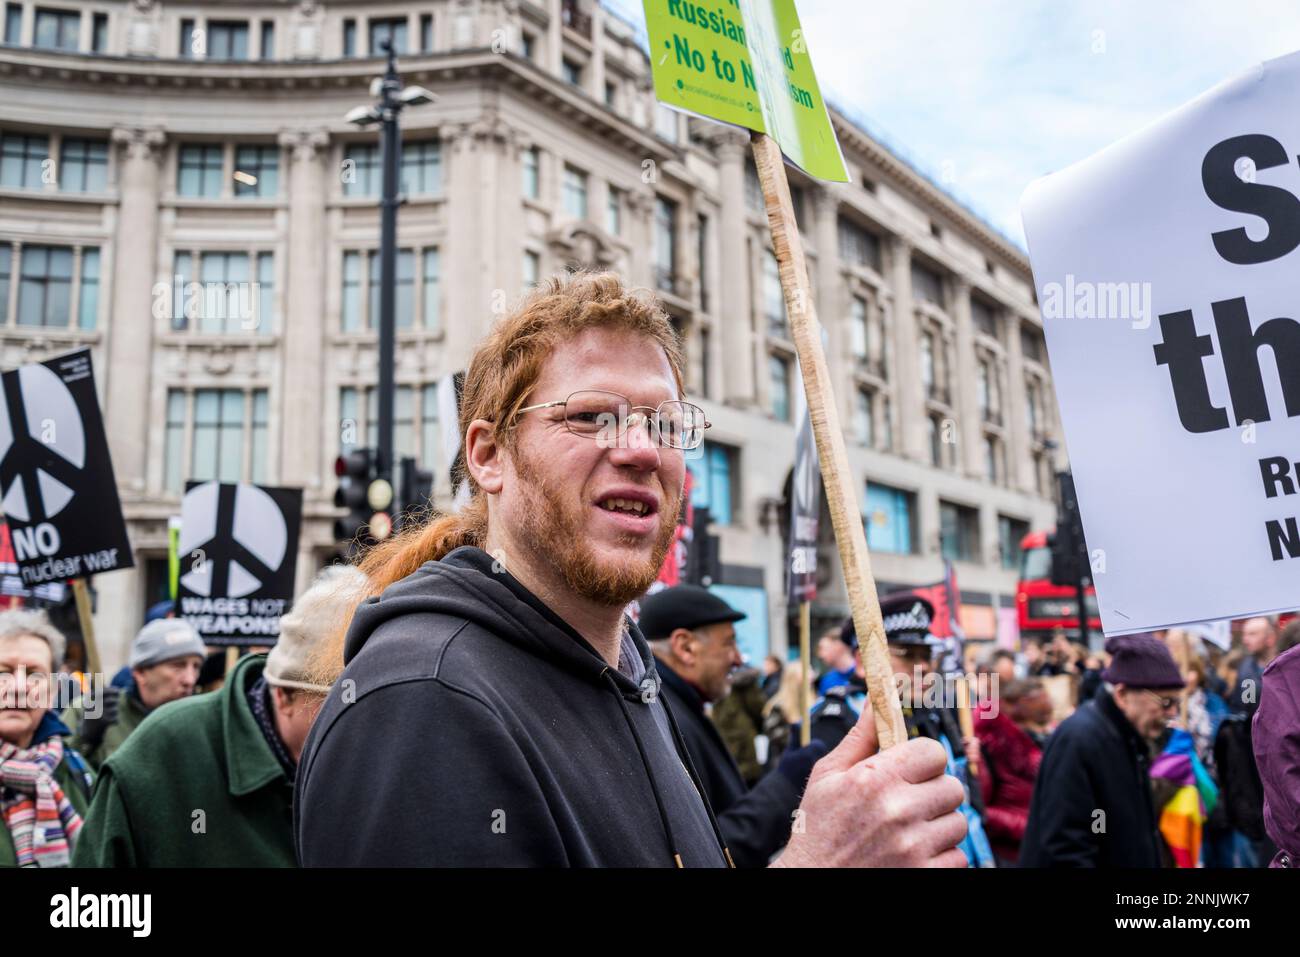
[1019, 633, 1186, 867]
[63, 618, 206, 770]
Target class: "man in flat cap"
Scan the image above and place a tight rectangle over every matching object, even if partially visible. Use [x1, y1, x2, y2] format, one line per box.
[1020, 633, 1186, 867]
[640, 584, 825, 867]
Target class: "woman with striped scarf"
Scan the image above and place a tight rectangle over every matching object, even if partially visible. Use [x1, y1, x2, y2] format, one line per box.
[0, 609, 94, 868]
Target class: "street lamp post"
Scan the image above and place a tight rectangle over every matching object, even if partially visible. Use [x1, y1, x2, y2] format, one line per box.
[345, 42, 435, 495]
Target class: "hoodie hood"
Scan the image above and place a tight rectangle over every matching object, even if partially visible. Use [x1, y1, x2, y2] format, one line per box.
[1256, 644, 1300, 861]
[345, 546, 658, 701]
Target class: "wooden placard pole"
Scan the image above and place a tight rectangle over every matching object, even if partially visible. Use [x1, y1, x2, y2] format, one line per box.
[71, 578, 101, 678]
[955, 674, 978, 777]
[798, 600, 811, 746]
[751, 131, 908, 750]
[225, 645, 239, 677]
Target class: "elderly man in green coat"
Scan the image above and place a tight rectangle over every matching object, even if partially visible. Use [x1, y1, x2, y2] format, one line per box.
[73, 566, 365, 867]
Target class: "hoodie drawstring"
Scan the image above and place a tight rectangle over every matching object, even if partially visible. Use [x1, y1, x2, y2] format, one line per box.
[659, 686, 735, 868]
[602, 669, 685, 867]
[600, 668, 734, 869]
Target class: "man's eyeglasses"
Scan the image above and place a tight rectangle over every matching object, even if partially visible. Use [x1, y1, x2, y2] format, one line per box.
[1142, 690, 1181, 710]
[515, 390, 711, 451]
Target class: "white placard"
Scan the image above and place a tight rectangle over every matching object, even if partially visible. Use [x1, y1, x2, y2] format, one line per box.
[1022, 52, 1300, 635]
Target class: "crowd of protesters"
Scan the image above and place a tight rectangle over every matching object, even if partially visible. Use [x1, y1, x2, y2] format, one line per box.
[0, 271, 1296, 868]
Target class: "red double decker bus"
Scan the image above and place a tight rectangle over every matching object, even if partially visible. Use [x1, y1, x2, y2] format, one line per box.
[1016, 529, 1101, 644]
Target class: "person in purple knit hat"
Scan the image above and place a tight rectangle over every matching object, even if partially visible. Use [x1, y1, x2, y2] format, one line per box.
[1019, 633, 1185, 867]
[1253, 644, 1300, 868]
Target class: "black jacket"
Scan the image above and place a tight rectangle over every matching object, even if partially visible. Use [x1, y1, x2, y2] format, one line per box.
[295, 547, 730, 867]
[654, 661, 802, 867]
[1019, 687, 1163, 867]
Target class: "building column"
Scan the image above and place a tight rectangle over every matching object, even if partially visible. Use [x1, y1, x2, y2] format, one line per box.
[1005, 312, 1032, 492]
[952, 278, 981, 477]
[105, 127, 165, 497]
[277, 129, 329, 494]
[589, 1, 605, 98]
[714, 131, 755, 408]
[888, 236, 925, 461]
[546, 0, 563, 72]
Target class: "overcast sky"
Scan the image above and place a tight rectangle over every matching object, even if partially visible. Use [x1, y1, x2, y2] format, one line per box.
[608, 1, 1300, 246]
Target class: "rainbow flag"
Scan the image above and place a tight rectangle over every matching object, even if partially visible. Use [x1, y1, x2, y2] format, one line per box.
[1150, 729, 1218, 868]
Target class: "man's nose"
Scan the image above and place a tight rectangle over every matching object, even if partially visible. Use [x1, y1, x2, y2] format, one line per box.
[608, 414, 661, 468]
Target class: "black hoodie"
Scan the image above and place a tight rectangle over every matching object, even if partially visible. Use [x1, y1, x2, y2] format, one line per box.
[295, 547, 731, 867]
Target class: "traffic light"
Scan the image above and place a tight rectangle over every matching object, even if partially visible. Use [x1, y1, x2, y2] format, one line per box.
[333, 448, 394, 554]
[397, 456, 434, 531]
[1050, 471, 1090, 588]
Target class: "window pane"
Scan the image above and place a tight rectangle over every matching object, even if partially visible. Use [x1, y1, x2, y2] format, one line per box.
[164, 391, 186, 492]
[421, 383, 438, 469]
[256, 252, 273, 333]
[78, 248, 99, 329]
[339, 387, 359, 451]
[342, 251, 361, 331]
[251, 390, 269, 483]
[522, 147, 539, 199]
[396, 249, 414, 328]
[422, 248, 439, 331]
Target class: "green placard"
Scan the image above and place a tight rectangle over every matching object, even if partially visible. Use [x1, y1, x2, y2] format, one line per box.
[642, 0, 848, 182]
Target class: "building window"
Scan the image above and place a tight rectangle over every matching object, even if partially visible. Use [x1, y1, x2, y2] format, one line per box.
[421, 383, 438, 472]
[522, 146, 539, 200]
[180, 18, 196, 57]
[972, 296, 998, 338]
[521, 31, 535, 60]
[865, 482, 915, 554]
[233, 144, 279, 198]
[563, 164, 588, 219]
[855, 388, 874, 446]
[1027, 381, 1041, 435]
[170, 250, 272, 334]
[341, 251, 362, 332]
[606, 186, 621, 236]
[259, 20, 274, 59]
[4, 4, 21, 44]
[911, 261, 944, 305]
[250, 390, 269, 484]
[178, 144, 224, 198]
[698, 214, 710, 312]
[561, 57, 582, 86]
[1021, 325, 1043, 362]
[59, 138, 108, 192]
[164, 391, 186, 492]
[655, 197, 677, 293]
[604, 80, 616, 107]
[655, 104, 678, 142]
[769, 354, 790, 422]
[401, 140, 441, 195]
[422, 248, 440, 332]
[838, 217, 880, 271]
[999, 515, 1030, 571]
[940, 501, 981, 563]
[523, 250, 540, 290]
[419, 13, 432, 52]
[1, 133, 49, 189]
[367, 249, 415, 329]
[919, 331, 935, 394]
[880, 396, 893, 451]
[686, 441, 735, 525]
[745, 160, 764, 213]
[849, 295, 868, 360]
[79, 248, 99, 329]
[984, 434, 1002, 484]
[17, 245, 72, 326]
[369, 17, 407, 55]
[343, 143, 380, 196]
[928, 414, 947, 468]
[34, 7, 79, 50]
[977, 358, 991, 418]
[207, 21, 250, 60]
[365, 385, 416, 462]
[763, 249, 785, 337]
[92, 12, 107, 52]
[342, 18, 356, 56]
[0, 246, 9, 323]
[190, 389, 249, 485]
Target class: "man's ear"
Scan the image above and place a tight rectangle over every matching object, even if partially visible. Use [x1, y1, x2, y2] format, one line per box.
[465, 419, 505, 494]
[669, 627, 697, 663]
